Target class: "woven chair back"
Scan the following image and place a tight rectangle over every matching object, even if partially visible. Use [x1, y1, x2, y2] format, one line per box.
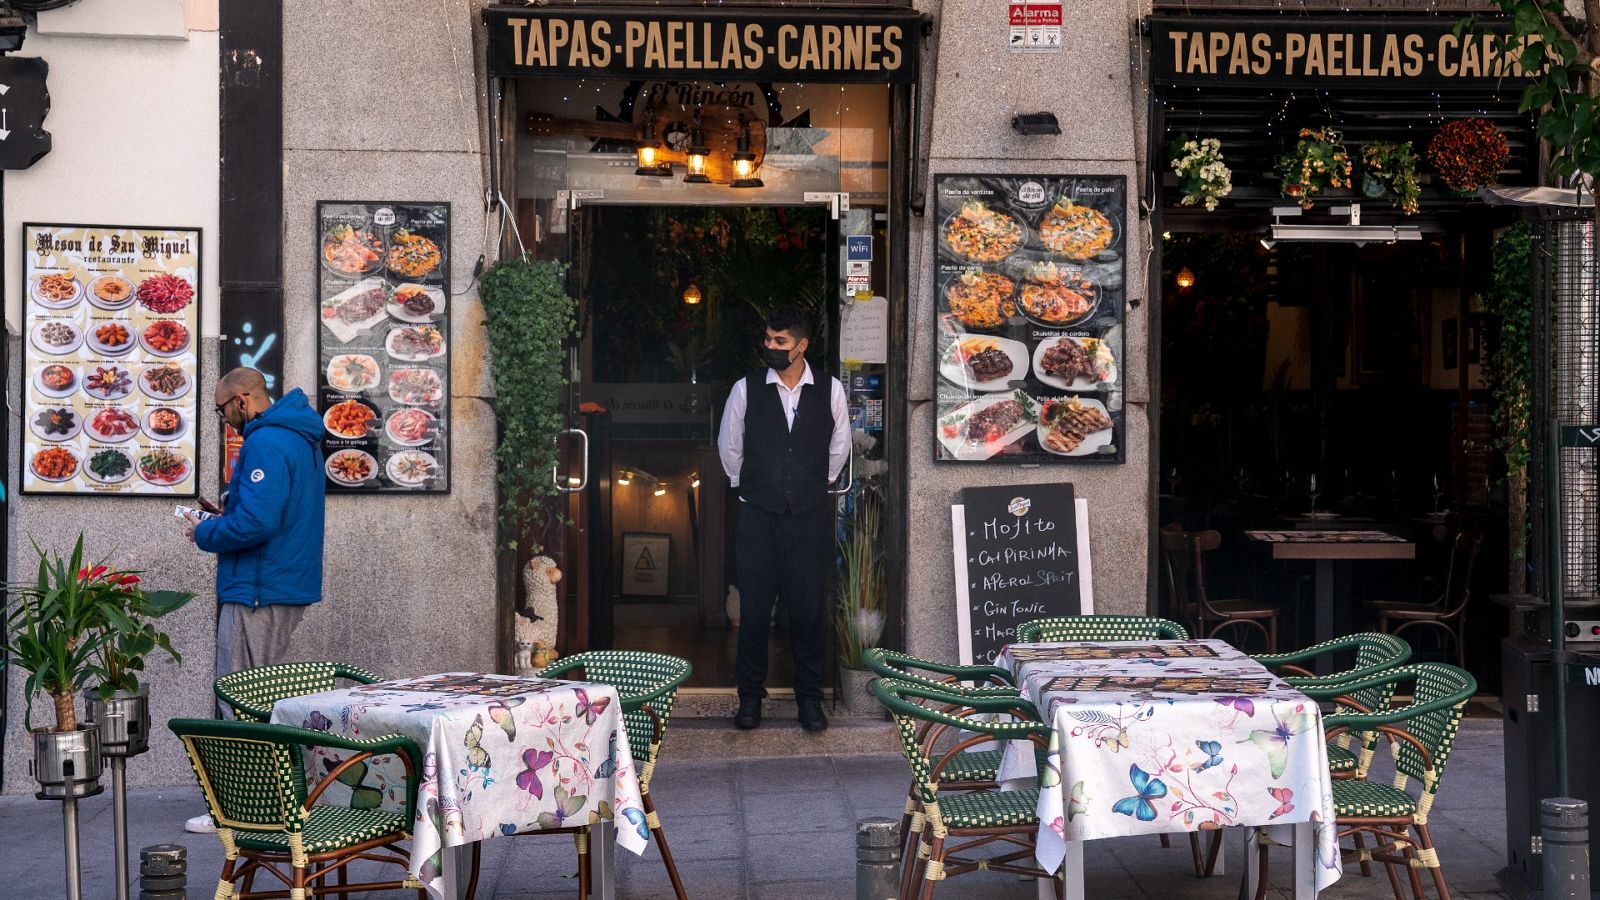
[538, 650, 693, 767]
[171, 719, 306, 833]
[1017, 614, 1189, 644]
[214, 661, 381, 722]
[1362, 663, 1476, 790]
[871, 678, 1046, 804]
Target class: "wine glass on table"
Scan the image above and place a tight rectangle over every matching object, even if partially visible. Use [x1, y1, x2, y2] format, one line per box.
[1432, 473, 1444, 516]
[1306, 473, 1321, 516]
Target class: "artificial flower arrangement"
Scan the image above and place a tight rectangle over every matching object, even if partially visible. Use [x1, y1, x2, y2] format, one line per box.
[1278, 127, 1352, 209]
[1426, 118, 1509, 194]
[1169, 137, 1233, 211]
[1359, 142, 1422, 215]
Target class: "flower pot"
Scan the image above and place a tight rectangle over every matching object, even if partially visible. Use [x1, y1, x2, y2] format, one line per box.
[1360, 173, 1387, 199]
[837, 666, 880, 716]
[84, 687, 150, 758]
[31, 728, 104, 801]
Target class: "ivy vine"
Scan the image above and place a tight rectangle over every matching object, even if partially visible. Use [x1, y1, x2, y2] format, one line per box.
[1484, 221, 1533, 471]
[480, 256, 578, 551]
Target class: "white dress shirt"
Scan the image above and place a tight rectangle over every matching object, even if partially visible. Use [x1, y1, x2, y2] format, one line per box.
[717, 360, 851, 490]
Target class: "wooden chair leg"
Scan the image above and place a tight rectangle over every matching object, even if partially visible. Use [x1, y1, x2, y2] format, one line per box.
[1371, 828, 1407, 900]
[1268, 614, 1278, 653]
[1186, 832, 1203, 877]
[1158, 833, 1171, 848]
[643, 789, 689, 900]
[1414, 823, 1453, 900]
[917, 833, 947, 900]
[575, 830, 591, 900]
[466, 841, 482, 900]
[1204, 829, 1222, 876]
[1400, 841, 1426, 900]
[899, 824, 928, 900]
[1254, 834, 1270, 900]
[1353, 830, 1373, 878]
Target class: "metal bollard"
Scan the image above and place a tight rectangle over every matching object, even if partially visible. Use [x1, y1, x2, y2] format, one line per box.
[1540, 798, 1591, 900]
[856, 817, 901, 900]
[139, 844, 187, 900]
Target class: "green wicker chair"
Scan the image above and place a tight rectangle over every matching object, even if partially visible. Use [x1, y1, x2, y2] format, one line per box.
[1254, 663, 1477, 900]
[873, 678, 1061, 900]
[169, 717, 424, 900]
[214, 661, 382, 722]
[1255, 633, 1414, 778]
[1015, 614, 1190, 644]
[535, 651, 694, 900]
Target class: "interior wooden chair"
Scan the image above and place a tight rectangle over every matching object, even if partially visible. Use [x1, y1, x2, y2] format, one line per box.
[873, 678, 1062, 900]
[169, 718, 424, 900]
[1160, 524, 1280, 652]
[1364, 530, 1482, 668]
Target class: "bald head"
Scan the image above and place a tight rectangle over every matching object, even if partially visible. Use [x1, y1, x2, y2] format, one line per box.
[215, 367, 271, 430]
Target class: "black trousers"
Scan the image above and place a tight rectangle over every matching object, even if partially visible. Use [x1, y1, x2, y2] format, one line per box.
[734, 500, 831, 702]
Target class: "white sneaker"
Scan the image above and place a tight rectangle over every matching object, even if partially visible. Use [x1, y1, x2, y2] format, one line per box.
[185, 813, 217, 834]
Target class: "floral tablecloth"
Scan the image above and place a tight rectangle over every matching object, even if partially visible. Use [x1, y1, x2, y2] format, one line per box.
[271, 672, 648, 898]
[996, 640, 1341, 891]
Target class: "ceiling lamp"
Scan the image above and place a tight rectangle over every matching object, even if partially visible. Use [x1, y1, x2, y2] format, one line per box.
[1175, 267, 1195, 290]
[1267, 203, 1419, 246]
[617, 469, 633, 486]
[682, 282, 702, 305]
[684, 110, 711, 185]
[635, 108, 671, 177]
[731, 113, 763, 189]
[691, 474, 701, 489]
[653, 485, 667, 497]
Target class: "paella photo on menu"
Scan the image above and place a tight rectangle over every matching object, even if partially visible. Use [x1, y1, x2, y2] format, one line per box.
[932, 175, 1126, 464]
[21, 223, 202, 496]
[316, 201, 450, 492]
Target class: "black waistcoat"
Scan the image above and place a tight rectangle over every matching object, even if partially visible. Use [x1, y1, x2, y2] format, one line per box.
[738, 371, 832, 515]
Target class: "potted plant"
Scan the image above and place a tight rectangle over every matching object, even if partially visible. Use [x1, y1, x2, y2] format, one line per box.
[1426, 118, 1509, 194]
[82, 564, 192, 758]
[1169, 136, 1233, 211]
[1277, 127, 1352, 209]
[835, 481, 886, 715]
[1359, 142, 1422, 215]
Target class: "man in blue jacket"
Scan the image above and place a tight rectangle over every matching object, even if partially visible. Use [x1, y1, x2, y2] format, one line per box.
[181, 368, 324, 830]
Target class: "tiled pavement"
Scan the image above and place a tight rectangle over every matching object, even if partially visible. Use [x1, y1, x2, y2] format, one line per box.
[1, 718, 1516, 898]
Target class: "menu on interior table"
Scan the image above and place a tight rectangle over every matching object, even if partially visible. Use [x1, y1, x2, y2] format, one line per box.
[21, 223, 202, 496]
[931, 174, 1126, 464]
[315, 201, 450, 493]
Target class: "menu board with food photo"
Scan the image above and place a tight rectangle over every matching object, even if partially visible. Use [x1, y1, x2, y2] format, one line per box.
[20, 223, 202, 495]
[932, 175, 1126, 464]
[316, 201, 450, 492]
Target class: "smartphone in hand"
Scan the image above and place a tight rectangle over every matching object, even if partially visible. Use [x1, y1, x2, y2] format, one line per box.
[197, 496, 222, 515]
[175, 505, 218, 523]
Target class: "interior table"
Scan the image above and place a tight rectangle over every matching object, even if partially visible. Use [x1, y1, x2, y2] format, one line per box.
[995, 639, 1341, 899]
[271, 672, 649, 900]
[1246, 529, 1414, 668]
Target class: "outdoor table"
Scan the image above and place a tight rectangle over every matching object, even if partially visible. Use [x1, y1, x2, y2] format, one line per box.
[1246, 529, 1414, 669]
[995, 639, 1341, 899]
[270, 672, 649, 900]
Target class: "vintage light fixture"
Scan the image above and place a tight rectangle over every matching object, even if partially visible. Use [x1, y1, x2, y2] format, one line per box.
[617, 469, 634, 486]
[1175, 267, 1196, 290]
[731, 114, 763, 189]
[684, 111, 711, 184]
[635, 108, 671, 177]
[653, 485, 667, 497]
[682, 282, 702, 305]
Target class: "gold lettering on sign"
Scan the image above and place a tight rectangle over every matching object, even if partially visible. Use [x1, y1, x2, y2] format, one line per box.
[800, 25, 821, 69]
[1284, 33, 1306, 75]
[1251, 33, 1271, 74]
[1403, 34, 1424, 76]
[508, 17, 527, 66]
[883, 25, 903, 70]
[591, 22, 612, 67]
[1437, 35, 1458, 77]
[1169, 30, 1190, 72]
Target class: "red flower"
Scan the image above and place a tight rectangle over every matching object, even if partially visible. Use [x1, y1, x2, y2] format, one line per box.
[116, 573, 140, 588]
[77, 564, 108, 582]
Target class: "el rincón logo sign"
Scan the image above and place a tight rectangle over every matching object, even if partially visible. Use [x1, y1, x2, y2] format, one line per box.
[1151, 17, 1541, 89]
[486, 8, 921, 82]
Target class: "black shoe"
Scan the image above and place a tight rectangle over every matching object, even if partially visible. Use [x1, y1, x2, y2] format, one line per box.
[734, 697, 762, 730]
[798, 697, 829, 732]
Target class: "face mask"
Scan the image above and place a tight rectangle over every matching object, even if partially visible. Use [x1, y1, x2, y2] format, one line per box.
[759, 345, 796, 371]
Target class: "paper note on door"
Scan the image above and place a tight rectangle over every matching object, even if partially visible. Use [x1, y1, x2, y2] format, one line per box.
[839, 295, 888, 365]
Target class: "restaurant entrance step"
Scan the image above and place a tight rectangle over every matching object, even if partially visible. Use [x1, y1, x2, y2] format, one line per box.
[664, 689, 900, 760]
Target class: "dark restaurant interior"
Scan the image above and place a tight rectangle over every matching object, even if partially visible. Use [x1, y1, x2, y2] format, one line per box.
[1153, 87, 1537, 693]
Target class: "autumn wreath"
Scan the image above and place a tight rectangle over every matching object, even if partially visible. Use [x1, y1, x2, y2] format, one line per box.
[1426, 118, 1509, 194]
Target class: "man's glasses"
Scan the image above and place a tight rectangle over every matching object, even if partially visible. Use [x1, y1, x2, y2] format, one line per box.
[214, 395, 241, 419]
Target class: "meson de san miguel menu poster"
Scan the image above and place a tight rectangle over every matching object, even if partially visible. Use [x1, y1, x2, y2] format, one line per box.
[316, 201, 451, 493]
[932, 175, 1126, 464]
[22, 224, 202, 496]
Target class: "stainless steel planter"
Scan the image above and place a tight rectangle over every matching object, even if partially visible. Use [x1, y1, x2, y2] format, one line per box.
[85, 687, 150, 758]
[31, 727, 104, 800]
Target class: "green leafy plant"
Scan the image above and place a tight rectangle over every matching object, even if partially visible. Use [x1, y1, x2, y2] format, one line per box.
[1483, 221, 1535, 589]
[1277, 127, 1352, 209]
[1359, 142, 1422, 215]
[480, 255, 579, 551]
[0, 536, 192, 731]
[1169, 136, 1233, 211]
[835, 483, 886, 670]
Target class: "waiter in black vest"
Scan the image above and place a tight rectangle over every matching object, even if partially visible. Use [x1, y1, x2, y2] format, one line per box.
[718, 306, 851, 731]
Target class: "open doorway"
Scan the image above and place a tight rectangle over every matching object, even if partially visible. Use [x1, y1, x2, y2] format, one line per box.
[573, 203, 836, 688]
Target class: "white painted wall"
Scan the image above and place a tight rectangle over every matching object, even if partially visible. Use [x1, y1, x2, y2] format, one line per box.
[2, 21, 220, 338]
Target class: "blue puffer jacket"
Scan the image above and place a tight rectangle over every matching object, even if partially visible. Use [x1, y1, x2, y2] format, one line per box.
[195, 388, 326, 607]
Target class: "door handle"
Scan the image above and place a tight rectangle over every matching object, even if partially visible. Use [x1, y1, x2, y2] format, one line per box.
[553, 427, 589, 493]
[828, 449, 855, 495]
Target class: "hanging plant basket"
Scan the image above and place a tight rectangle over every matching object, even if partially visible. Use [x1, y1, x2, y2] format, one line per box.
[1169, 136, 1233, 211]
[1277, 127, 1352, 209]
[1359, 142, 1421, 215]
[1426, 118, 1509, 194]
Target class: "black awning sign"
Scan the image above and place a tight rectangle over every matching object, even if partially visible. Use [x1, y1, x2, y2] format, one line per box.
[0, 56, 50, 170]
[1151, 17, 1540, 89]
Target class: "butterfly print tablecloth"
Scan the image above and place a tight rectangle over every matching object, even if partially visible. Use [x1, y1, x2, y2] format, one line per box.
[996, 640, 1341, 891]
[271, 672, 649, 899]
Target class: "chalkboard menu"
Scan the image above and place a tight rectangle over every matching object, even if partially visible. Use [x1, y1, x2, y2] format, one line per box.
[316, 201, 450, 493]
[932, 174, 1125, 464]
[20, 223, 202, 496]
[952, 484, 1093, 664]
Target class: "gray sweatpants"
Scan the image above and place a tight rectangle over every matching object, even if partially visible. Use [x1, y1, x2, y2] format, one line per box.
[214, 602, 307, 718]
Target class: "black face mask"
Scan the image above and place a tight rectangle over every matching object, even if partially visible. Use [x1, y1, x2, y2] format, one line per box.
[759, 345, 796, 371]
